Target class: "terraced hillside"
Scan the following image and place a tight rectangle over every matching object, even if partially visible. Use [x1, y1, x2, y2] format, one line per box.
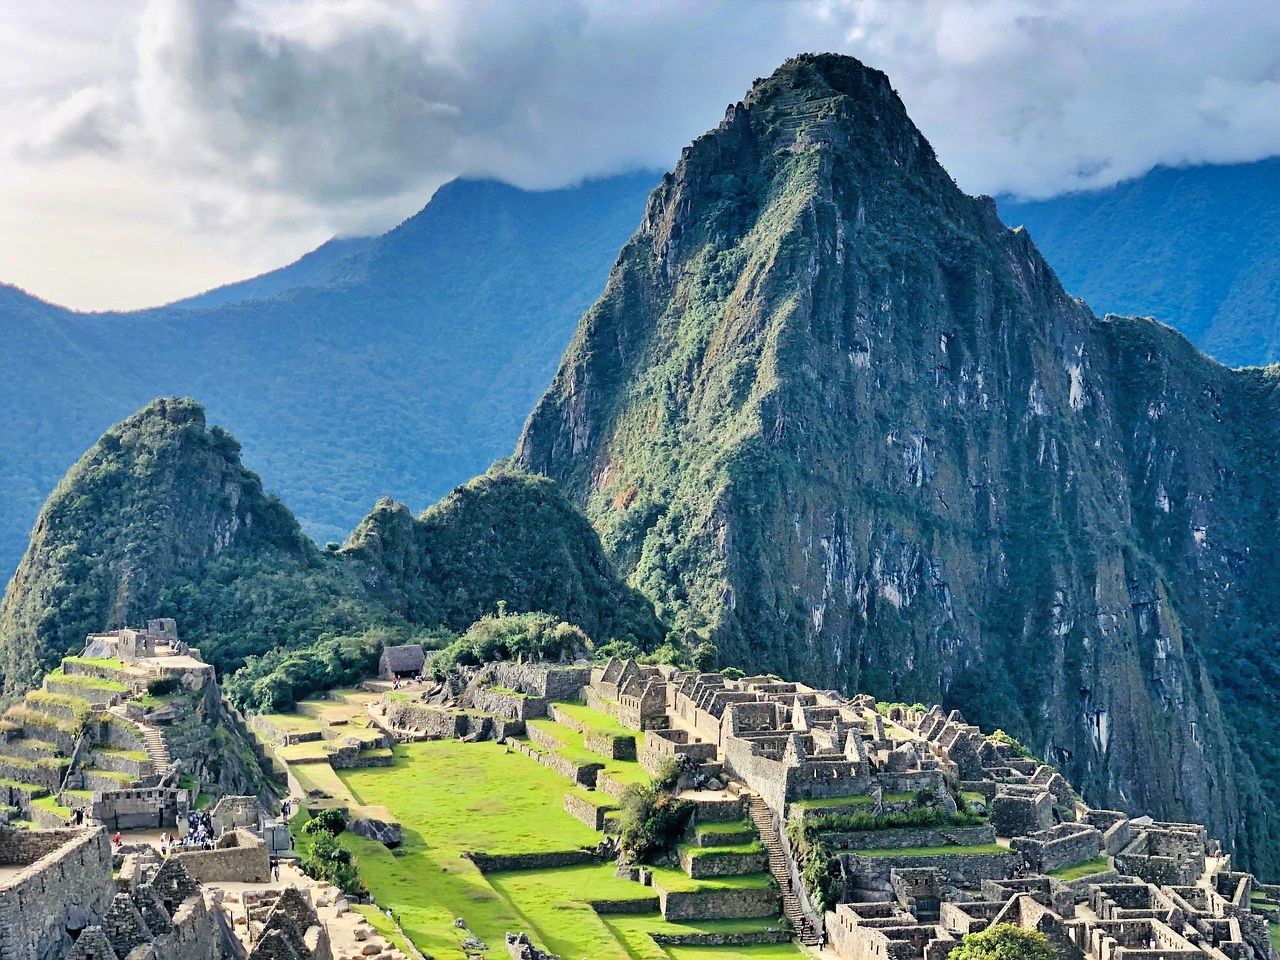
[0, 647, 277, 828]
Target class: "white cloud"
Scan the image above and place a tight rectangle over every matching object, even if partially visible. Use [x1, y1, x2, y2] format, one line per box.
[0, 0, 1277, 309]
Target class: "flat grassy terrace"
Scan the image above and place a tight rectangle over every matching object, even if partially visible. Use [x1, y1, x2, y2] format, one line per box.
[329, 738, 798, 960]
[1049, 855, 1112, 880]
[526, 716, 650, 787]
[552, 701, 644, 740]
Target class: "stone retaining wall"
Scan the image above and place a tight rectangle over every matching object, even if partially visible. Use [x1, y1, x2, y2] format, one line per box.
[564, 791, 616, 831]
[588, 895, 661, 914]
[656, 884, 780, 921]
[43, 677, 120, 707]
[678, 846, 769, 878]
[821, 824, 995, 851]
[650, 929, 790, 946]
[466, 849, 597, 872]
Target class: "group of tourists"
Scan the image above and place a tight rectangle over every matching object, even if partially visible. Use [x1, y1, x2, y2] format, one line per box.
[179, 809, 217, 850]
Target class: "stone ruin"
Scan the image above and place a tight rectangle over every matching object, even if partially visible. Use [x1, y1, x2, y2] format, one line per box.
[568, 659, 1280, 960]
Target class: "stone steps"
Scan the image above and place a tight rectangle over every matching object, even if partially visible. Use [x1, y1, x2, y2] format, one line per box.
[141, 725, 171, 776]
[747, 795, 821, 946]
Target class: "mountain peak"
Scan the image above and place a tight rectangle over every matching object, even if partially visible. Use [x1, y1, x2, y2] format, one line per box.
[518, 55, 1280, 873]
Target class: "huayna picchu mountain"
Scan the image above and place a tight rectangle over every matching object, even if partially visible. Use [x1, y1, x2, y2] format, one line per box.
[0, 397, 658, 703]
[518, 54, 1280, 876]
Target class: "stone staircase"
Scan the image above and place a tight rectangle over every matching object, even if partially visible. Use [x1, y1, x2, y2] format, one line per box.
[746, 794, 822, 946]
[138, 721, 171, 776]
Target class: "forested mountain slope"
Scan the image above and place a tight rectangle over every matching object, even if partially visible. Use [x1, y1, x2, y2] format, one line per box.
[519, 54, 1280, 876]
[0, 398, 656, 701]
[0, 173, 656, 580]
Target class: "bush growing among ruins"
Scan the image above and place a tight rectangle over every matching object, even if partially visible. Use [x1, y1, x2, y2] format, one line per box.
[301, 807, 347, 836]
[146, 676, 180, 697]
[430, 612, 591, 678]
[301, 831, 364, 894]
[799, 840, 838, 913]
[951, 924, 1055, 960]
[990, 729, 1034, 760]
[617, 780, 694, 863]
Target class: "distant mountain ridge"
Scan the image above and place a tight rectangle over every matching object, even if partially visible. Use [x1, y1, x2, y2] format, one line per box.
[999, 158, 1280, 367]
[0, 172, 659, 581]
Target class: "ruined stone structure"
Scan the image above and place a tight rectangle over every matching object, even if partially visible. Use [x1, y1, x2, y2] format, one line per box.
[0, 825, 113, 959]
[572, 661, 1279, 960]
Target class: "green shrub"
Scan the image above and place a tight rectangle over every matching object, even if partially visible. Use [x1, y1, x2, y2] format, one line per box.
[618, 781, 694, 864]
[301, 831, 363, 894]
[301, 807, 347, 836]
[951, 924, 1055, 960]
[799, 840, 838, 912]
[146, 676, 180, 697]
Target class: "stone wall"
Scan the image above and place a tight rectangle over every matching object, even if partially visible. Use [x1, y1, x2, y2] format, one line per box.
[473, 686, 549, 721]
[563, 791, 616, 831]
[678, 846, 769, 878]
[0, 827, 113, 959]
[818, 824, 995, 851]
[466, 849, 597, 872]
[1012, 823, 1102, 873]
[491, 663, 590, 701]
[656, 884, 780, 921]
[175, 828, 270, 883]
[93, 786, 185, 830]
[840, 849, 1021, 888]
[992, 792, 1053, 838]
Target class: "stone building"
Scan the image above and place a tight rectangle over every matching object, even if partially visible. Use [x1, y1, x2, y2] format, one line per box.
[378, 644, 425, 681]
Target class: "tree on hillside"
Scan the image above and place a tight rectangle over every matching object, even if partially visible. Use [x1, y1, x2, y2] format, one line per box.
[950, 924, 1056, 960]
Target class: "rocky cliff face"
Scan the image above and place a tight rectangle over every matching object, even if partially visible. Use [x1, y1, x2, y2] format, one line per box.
[518, 54, 1280, 875]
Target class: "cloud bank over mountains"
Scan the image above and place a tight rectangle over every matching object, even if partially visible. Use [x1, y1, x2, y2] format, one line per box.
[3, 0, 1278, 309]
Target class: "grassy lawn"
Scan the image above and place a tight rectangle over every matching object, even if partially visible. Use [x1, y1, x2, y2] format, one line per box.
[336, 740, 601, 957]
[649, 866, 776, 894]
[527, 718, 650, 786]
[697, 819, 755, 838]
[552, 701, 643, 740]
[1049, 856, 1112, 880]
[680, 841, 764, 857]
[327, 738, 797, 960]
[850, 843, 1007, 857]
[279, 741, 338, 763]
[1269, 923, 1280, 953]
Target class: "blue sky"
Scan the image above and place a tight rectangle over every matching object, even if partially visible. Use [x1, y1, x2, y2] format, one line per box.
[2, 0, 1277, 310]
